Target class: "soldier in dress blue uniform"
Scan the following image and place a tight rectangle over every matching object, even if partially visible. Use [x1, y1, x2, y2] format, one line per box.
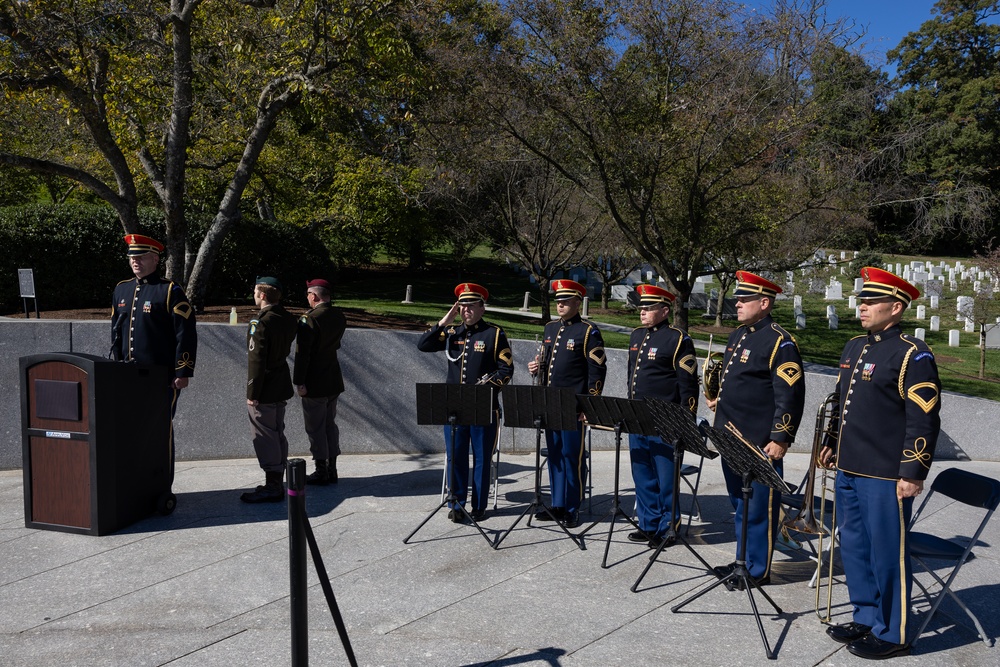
[706, 271, 805, 590]
[417, 283, 514, 521]
[242, 277, 299, 503]
[294, 278, 347, 486]
[627, 284, 699, 548]
[819, 267, 941, 660]
[110, 234, 197, 489]
[527, 279, 607, 529]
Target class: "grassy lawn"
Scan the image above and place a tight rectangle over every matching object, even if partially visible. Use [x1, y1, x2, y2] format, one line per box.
[333, 250, 1000, 401]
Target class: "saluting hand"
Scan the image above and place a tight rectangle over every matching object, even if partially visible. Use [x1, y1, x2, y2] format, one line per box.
[438, 302, 462, 327]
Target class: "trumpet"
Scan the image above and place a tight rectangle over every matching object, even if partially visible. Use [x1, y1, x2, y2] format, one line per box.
[531, 333, 545, 386]
[781, 391, 840, 621]
[702, 334, 725, 400]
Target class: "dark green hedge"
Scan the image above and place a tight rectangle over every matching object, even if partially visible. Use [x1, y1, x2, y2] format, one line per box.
[0, 204, 335, 312]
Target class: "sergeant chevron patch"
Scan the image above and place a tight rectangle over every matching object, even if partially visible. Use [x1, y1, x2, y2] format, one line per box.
[777, 362, 802, 386]
[907, 382, 939, 414]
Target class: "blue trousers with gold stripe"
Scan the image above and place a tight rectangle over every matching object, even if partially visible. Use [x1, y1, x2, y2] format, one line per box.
[836, 472, 913, 645]
[721, 458, 782, 579]
[629, 434, 676, 538]
[545, 425, 586, 512]
[443, 422, 498, 511]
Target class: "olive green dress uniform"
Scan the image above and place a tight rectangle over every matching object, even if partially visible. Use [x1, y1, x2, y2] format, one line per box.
[293, 301, 347, 464]
[247, 303, 298, 473]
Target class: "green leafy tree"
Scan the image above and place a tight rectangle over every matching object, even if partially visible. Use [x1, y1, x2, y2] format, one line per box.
[888, 0, 1000, 247]
[0, 0, 419, 304]
[427, 0, 882, 329]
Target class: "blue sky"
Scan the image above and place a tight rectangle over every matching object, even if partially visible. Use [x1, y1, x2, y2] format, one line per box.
[821, 0, 939, 71]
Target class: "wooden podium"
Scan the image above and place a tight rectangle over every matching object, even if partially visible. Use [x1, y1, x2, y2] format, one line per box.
[20, 352, 174, 536]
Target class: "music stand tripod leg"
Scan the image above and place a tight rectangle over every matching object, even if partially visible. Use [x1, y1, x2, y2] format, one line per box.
[494, 420, 584, 550]
[631, 442, 714, 592]
[403, 417, 496, 549]
[575, 424, 639, 566]
[670, 472, 782, 660]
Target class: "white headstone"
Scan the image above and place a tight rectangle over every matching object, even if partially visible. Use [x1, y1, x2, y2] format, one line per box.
[796, 312, 806, 329]
[965, 319, 976, 333]
[826, 305, 836, 318]
[840, 251, 847, 260]
[949, 330, 961, 347]
[825, 282, 843, 300]
[895, 263, 902, 275]
[914, 328, 926, 340]
[786, 271, 795, 284]
[930, 316, 940, 332]
[957, 296, 974, 322]
[916, 305, 926, 320]
[854, 277, 864, 293]
[794, 295, 802, 309]
[828, 313, 838, 330]
[691, 281, 705, 294]
[985, 325, 1000, 350]
[930, 295, 939, 309]
[848, 295, 857, 309]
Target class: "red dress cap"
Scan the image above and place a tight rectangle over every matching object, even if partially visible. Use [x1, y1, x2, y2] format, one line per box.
[454, 282, 489, 303]
[124, 234, 164, 256]
[636, 284, 676, 306]
[857, 267, 919, 305]
[551, 279, 586, 301]
[305, 278, 333, 291]
[733, 271, 782, 298]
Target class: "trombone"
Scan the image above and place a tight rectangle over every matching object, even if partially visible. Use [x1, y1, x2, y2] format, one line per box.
[781, 392, 840, 621]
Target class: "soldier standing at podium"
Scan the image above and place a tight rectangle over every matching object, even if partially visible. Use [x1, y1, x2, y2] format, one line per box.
[627, 284, 699, 549]
[417, 282, 513, 521]
[110, 234, 197, 490]
[527, 279, 607, 529]
[242, 277, 299, 503]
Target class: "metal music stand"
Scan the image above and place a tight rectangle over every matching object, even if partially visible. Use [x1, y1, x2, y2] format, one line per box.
[573, 395, 652, 567]
[671, 421, 793, 661]
[493, 386, 584, 550]
[631, 399, 720, 591]
[404, 383, 497, 549]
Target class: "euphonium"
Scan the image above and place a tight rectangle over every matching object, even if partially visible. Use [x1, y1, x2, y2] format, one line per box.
[702, 334, 725, 400]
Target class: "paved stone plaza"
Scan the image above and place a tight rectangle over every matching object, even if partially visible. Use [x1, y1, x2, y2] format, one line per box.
[2, 450, 998, 666]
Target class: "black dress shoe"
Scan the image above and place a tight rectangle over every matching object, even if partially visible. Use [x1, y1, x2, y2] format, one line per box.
[470, 509, 486, 521]
[628, 530, 652, 543]
[827, 622, 873, 644]
[563, 509, 580, 528]
[847, 633, 910, 660]
[447, 509, 464, 523]
[535, 507, 563, 521]
[648, 534, 676, 549]
[724, 573, 770, 591]
[712, 562, 736, 579]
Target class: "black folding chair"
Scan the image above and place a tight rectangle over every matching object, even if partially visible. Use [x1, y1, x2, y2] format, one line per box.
[908, 467, 1000, 647]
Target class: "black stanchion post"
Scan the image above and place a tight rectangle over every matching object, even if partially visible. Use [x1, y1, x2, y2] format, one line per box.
[288, 458, 308, 667]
